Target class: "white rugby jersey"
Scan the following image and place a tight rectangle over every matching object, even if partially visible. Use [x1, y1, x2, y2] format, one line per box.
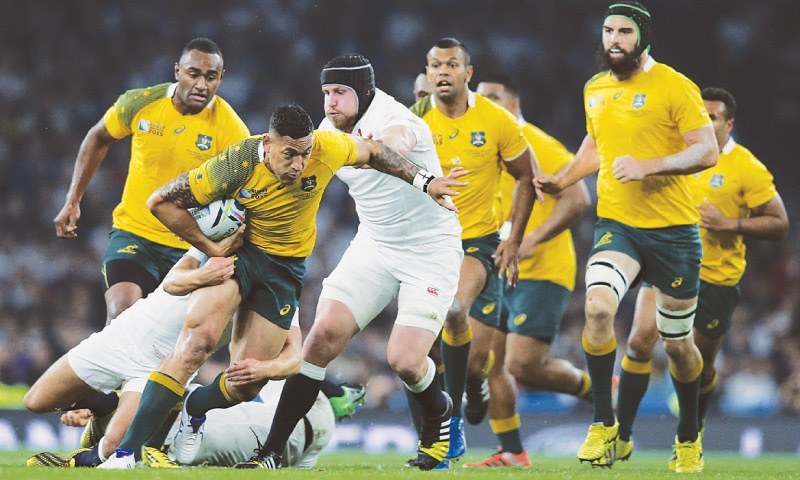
[319, 88, 461, 245]
[170, 380, 334, 468]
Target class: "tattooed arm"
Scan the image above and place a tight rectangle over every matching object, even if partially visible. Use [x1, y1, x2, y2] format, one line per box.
[147, 173, 244, 257]
[351, 136, 468, 211]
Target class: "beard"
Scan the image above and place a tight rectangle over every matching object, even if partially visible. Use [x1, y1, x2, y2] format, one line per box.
[596, 43, 641, 81]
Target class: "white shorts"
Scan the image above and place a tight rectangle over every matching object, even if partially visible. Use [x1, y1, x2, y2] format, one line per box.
[175, 380, 334, 468]
[320, 232, 462, 334]
[67, 287, 190, 393]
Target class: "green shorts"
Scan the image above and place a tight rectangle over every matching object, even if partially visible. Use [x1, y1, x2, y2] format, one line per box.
[591, 218, 701, 299]
[463, 233, 503, 327]
[233, 242, 306, 330]
[694, 281, 739, 339]
[103, 228, 185, 291]
[500, 280, 571, 341]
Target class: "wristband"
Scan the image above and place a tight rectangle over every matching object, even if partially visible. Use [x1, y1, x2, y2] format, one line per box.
[413, 170, 436, 193]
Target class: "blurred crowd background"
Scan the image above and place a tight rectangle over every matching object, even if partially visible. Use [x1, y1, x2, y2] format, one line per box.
[1, 0, 799, 419]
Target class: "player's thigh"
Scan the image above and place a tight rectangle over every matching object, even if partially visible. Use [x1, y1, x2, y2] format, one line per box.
[25, 355, 96, 411]
[639, 224, 702, 300]
[395, 238, 462, 335]
[304, 299, 361, 364]
[183, 279, 241, 335]
[505, 333, 552, 368]
[459, 234, 500, 324]
[319, 235, 398, 330]
[230, 308, 290, 362]
[234, 242, 306, 330]
[505, 280, 570, 341]
[694, 281, 739, 340]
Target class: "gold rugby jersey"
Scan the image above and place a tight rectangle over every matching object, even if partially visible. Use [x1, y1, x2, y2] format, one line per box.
[412, 91, 528, 239]
[690, 138, 777, 286]
[104, 82, 249, 248]
[497, 121, 577, 290]
[584, 57, 711, 228]
[188, 130, 359, 257]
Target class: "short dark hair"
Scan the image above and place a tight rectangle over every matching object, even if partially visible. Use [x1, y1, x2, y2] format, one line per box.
[479, 74, 519, 98]
[432, 37, 471, 65]
[702, 87, 737, 120]
[182, 38, 222, 58]
[269, 105, 314, 139]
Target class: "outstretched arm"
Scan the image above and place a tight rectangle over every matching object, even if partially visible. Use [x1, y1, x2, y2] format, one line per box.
[54, 119, 117, 238]
[351, 135, 468, 211]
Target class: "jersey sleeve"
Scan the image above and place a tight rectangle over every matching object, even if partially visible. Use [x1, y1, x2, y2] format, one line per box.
[314, 130, 360, 170]
[741, 155, 778, 209]
[187, 137, 258, 205]
[496, 107, 528, 161]
[670, 75, 712, 134]
[102, 96, 132, 139]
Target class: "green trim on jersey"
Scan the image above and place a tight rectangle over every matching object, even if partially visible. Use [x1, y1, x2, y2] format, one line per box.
[116, 83, 171, 128]
[409, 94, 434, 118]
[197, 136, 262, 198]
[583, 71, 608, 93]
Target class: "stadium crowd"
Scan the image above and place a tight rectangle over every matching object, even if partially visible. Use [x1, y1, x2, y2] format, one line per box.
[1, 0, 799, 420]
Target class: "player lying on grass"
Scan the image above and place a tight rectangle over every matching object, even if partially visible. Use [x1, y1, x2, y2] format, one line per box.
[23, 244, 365, 468]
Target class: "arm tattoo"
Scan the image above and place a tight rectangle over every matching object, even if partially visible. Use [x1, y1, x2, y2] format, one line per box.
[367, 143, 418, 184]
[158, 173, 202, 208]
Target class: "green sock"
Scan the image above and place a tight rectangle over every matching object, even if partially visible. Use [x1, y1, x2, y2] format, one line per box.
[671, 373, 701, 442]
[583, 335, 617, 426]
[186, 372, 239, 418]
[616, 355, 651, 441]
[441, 328, 472, 416]
[118, 371, 184, 453]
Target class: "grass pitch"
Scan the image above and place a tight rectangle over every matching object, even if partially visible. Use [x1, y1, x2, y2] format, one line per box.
[1, 449, 798, 479]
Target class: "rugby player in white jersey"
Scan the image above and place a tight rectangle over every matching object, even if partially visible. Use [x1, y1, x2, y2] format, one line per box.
[233, 54, 464, 471]
[23, 243, 332, 468]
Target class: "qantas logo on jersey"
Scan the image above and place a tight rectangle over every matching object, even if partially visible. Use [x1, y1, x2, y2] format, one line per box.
[709, 174, 724, 188]
[300, 175, 317, 192]
[138, 119, 164, 136]
[470, 131, 486, 147]
[196, 134, 213, 151]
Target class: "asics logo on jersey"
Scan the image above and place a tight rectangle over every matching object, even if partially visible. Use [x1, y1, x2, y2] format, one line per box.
[174, 125, 186, 134]
[671, 277, 684, 288]
[594, 232, 613, 248]
[481, 302, 496, 315]
[513, 313, 527, 326]
[196, 134, 213, 151]
[280, 304, 292, 316]
[117, 244, 139, 255]
[448, 128, 459, 140]
[470, 131, 486, 147]
[613, 90, 623, 100]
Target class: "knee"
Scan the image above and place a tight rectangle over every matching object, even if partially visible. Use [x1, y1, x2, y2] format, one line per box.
[23, 389, 46, 414]
[506, 358, 528, 381]
[662, 338, 691, 358]
[174, 328, 217, 371]
[627, 333, 657, 359]
[445, 300, 469, 329]
[304, 327, 341, 365]
[584, 294, 616, 324]
[387, 353, 425, 384]
[229, 382, 262, 402]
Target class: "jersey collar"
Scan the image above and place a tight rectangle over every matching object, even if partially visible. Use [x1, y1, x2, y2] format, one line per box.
[642, 55, 656, 73]
[166, 83, 217, 110]
[721, 136, 736, 154]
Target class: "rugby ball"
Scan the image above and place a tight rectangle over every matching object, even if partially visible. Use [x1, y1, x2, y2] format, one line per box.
[189, 197, 246, 241]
